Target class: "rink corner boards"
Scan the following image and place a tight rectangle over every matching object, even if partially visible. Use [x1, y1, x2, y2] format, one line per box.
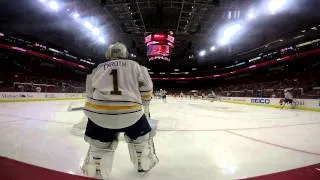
[221, 99, 320, 112]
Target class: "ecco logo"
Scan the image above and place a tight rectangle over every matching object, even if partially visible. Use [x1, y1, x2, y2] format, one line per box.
[251, 99, 270, 104]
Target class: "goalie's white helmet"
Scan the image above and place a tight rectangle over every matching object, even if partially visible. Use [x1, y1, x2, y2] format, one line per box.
[105, 42, 128, 60]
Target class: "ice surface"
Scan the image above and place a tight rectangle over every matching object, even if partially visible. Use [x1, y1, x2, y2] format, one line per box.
[0, 97, 320, 179]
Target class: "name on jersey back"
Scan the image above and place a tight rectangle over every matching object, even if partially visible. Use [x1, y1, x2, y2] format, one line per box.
[104, 61, 128, 70]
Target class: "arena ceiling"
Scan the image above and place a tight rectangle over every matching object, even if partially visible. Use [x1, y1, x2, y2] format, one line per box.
[0, 0, 320, 68]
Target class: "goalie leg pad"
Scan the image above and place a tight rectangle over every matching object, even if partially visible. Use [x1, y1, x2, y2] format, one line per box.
[82, 136, 118, 179]
[125, 129, 159, 174]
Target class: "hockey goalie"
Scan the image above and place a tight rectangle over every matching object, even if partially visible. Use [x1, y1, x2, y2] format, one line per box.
[81, 42, 158, 179]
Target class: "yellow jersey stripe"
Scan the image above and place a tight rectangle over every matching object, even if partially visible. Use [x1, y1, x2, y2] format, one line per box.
[85, 102, 142, 111]
[142, 94, 153, 100]
[141, 91, 153, 100]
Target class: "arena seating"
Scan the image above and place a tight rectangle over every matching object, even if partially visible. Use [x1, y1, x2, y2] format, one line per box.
[1, 37, 319, 98]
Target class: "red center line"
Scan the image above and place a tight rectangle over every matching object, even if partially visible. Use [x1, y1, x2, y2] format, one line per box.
[225, 130, 320, 156]
[157, 121, 320, 132]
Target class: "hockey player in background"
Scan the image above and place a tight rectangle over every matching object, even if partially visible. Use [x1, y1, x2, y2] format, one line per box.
[211, 90, 216, 98]
[160, 89, 167, 103]
[281, 89, 294, 109]
[209, 90, 217, 102]
[82, 42, 158, 179]
[179, 91, 184, 98]
[201, 92, 205, 99]
[36, 86, 41, 92]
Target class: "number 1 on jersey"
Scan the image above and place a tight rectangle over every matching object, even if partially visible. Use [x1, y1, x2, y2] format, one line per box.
[110, 69, 122, 95]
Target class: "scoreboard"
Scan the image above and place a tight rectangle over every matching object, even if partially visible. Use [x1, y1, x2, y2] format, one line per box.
[144, 32, 175, 62]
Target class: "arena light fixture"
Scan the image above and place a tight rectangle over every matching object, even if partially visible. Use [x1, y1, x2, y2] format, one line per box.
[199, 50, 206, 57]
[247, 10, 256, 20]
[83, 21, 93, 29]
[39, 0, 46, 3]
[48, 1, 59, 11]
[98, 37, 106, 44]
[268, 0, 287, 15]
[72, 12, 80, 19]
[228, 11, 232, 20]
[92, 27, 100, 35]
[218, 23, 242, 46]
[237, 10, 241, 19]
[210, 46, 216, 51]
[224, 24, 242, 37]
[218, 37, 229, 46]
